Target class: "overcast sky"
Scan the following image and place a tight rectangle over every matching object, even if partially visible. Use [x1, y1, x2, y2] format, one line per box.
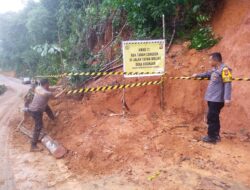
[0, 0, 38, 13]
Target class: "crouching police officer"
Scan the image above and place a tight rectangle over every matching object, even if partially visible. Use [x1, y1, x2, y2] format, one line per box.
[193, 52, 232, 143]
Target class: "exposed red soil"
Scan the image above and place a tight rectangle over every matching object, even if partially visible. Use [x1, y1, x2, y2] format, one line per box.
[17, 0, 250, 189]
[211, 0, 250, 132]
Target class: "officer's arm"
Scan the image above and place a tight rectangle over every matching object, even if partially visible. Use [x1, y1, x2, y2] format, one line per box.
[224, 82, 232, 102]
[54, 89, 66, 98]
[50, 89, 66, 99]
[195, 71, 212, 79]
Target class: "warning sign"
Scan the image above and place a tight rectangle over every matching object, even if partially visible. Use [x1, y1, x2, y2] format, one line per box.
[122, 40, 165, 77]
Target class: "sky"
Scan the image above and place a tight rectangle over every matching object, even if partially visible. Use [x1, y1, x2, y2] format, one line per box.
[0, 0, 38, 13]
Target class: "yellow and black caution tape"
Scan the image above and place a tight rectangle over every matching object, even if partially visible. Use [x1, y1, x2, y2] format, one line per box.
[36, 72, 250, 81]
[169, 76, 250, 81]
[147, 171, 161, 181]
[67, 80, 162, 95]
[36, 71, 165, 78]
[232, 77, 250, 81]
[36, 74, 65, 78]
[169, 77, 209, 80]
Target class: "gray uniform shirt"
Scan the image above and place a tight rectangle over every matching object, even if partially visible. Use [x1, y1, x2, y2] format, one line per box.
[29, 86, 52, 112]
[197, 63, 232, 102]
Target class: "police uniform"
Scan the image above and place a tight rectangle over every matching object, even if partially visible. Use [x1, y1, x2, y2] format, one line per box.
[24, 88, 35, 107]
[29, 86, 55, 148]
[197, 63, 232, 140]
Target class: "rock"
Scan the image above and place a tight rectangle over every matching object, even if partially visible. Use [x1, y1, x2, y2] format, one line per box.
[126, 168, 132, 175]
[179, 156, 191, 163]
[189, 49, 196, 55]
[144, 145, 149, 150]
[85, 150, 94, 161]
[76, 142, 82, 146]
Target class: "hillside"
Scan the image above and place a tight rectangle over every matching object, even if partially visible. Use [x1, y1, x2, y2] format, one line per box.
[13, 0, 250, 189]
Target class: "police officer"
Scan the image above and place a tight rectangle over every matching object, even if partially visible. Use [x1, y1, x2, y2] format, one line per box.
[192, 52, 232, 143]
[28, 79, 65, 152]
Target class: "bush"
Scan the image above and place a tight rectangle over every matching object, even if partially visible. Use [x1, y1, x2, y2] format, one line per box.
[106, 0, 219, 39]
[189, 14, 220, 50]
[190, 27, 219, 50]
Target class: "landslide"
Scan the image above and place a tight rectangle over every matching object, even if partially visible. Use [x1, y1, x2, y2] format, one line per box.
[211, 0, 250, 132]
[166, 0, 250, 133]
[21, 0, 250, 186]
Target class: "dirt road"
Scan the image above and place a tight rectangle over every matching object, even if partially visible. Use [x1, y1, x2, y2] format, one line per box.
[0, 75, 138, 190]
[0, 76, 79, 190]
[0, 75, 28, 190]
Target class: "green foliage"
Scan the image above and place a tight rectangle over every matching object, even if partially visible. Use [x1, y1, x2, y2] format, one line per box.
[68, 61, 103, 87]
[26, 6, 57, 44]
[33, 43, 64, 57]
[190, 27, 219, 50]
[105, 0, 218, 39]
[0, 0, 59, 77]
[196, 14, 210, 24]
[190, 14, 219, 50]
[0, 0, 219, 80]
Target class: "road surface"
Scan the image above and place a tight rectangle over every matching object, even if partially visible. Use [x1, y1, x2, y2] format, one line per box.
[0, 75, 28, 190]
[0, 75, 132, 190]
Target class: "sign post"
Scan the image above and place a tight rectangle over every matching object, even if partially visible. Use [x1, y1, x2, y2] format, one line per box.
[161, 14, 166, 110]
[122, 39, 166, 110]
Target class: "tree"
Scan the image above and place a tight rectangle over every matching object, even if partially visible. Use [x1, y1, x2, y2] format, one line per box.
[0, 0, 219, 77]
[26, 6, 57, 44]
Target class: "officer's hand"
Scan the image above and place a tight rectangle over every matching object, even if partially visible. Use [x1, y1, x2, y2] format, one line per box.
[225, 100, 231, 107]
[192, 74, 197, 78]
[54, 89, 66, 98]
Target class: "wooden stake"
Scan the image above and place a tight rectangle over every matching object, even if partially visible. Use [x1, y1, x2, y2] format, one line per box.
[122, 77, 126, 117]
[161, 15, 166, 110]
[58, 30, 64, 72]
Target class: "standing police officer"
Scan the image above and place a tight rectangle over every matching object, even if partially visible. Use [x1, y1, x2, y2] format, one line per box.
[193, 52, 232, 143]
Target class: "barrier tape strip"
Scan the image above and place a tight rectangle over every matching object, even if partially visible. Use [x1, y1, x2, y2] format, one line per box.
[36, 72, 250, 81]
[232, 77, 250, 81]
[36, 71, 165, 78]
[169, 77, 209, 80]
[67, 80, 162, 95]
[169, 77, 250, 81]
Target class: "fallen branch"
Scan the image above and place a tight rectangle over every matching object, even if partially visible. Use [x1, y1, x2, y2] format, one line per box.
[105, 63, 123, 72]
[89, 63, 122, 82]
[80, 62, 123, 86]
[97, 21, 128, 55]
[166, 18, 176, 54]
[100, 55, 122, 71]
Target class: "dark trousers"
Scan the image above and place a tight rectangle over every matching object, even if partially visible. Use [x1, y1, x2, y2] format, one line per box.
[207, 101, 224, 138]
[30, 105, 54, 147]
[45, 105, 55, 120]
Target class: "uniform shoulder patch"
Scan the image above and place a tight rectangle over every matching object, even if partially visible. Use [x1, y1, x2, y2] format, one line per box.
[222, 67, 232, 83]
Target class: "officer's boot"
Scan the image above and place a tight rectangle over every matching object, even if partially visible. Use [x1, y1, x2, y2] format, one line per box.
[202, 135, 217, 143]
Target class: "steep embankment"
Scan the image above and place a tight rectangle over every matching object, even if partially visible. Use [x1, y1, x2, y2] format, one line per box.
[212, 0, 250, 132]
[165, 0, 250, 132]
[15, 1, 250, 188]
[46, 0, 250, 175]
[39, 0, 250, 173]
